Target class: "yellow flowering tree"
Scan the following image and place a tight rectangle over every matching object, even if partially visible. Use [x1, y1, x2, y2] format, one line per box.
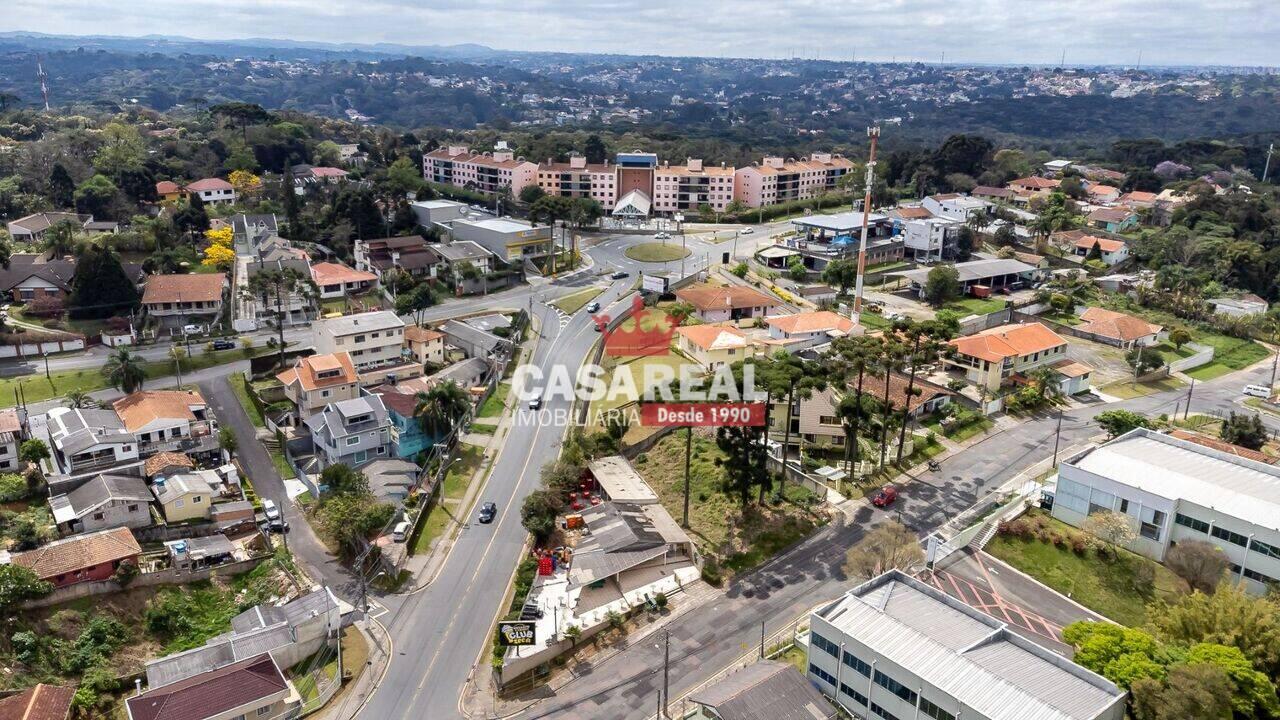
[228, 170, 261, 193]
[202, 226, 235, 270]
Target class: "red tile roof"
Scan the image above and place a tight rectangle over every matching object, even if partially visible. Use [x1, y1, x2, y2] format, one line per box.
[311, 262, 376, 287]
[185, 178, 233, 192]
[1077, 307, 1162, 342]
[1009, 176, 1060, 190]
[765, 311, 855, 336]
[155, 181, 184, 195]
[1168, 429, 1277, 464]
[10, 526, 141, 581]
[276, 352, 358, 392]
[0, 684, 75, 720]
[950, 323, 1066, 364]
[1073, 235, 1126, 253]
[675, 324, 749, 351]
[126, 654, 288, 720]
[675, 283, 780, 312]
[142, 274, 226, 305]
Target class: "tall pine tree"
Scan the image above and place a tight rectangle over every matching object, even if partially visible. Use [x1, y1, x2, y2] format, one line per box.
[49, 164, 75, 208]
[69, 246, 140, 320]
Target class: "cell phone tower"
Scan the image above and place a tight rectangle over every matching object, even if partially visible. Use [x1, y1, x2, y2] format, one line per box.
[36, 56, 50, 111]
[852, 125, 881, 318]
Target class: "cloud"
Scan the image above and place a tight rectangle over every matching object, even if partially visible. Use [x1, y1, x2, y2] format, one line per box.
[5, 0, 1279, 66]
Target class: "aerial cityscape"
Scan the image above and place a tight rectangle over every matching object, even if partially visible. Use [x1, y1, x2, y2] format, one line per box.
[0, 4, 1279, 720]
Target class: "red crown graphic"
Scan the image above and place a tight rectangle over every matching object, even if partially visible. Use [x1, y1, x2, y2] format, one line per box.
[595, 295, 676, 357]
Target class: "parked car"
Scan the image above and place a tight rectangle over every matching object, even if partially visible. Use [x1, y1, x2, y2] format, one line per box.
[392, 520, 410, 542]
[871, 485, 898, 508]
[611, 270, 630, 279]
[182, 324, 202, 335]
[211, 339, 236, 350]
[586, 301, 601, 313]
[479, 501, 498, 523]
[1243, 384, 1273, 398]
[262, 499, 281, 522]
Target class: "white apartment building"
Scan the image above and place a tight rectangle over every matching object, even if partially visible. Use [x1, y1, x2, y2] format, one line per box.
[901, 216, 963, 263]
[807, 570, 1126, 720]
[922, 194, 988, 222]
[422, 142, 538, 196]
[314, 311, 406, 375]
[1053, 428, 1280, 593]
[652, 158, 736, 214]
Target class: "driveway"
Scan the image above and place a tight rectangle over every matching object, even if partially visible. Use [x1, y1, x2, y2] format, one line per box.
[199, 375, 354, 595]
[1064, 336, 1131, 386]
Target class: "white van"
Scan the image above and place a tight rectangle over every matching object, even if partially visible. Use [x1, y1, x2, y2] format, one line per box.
[1242, 384, 1272, 398]
[392, 521, 410, 543]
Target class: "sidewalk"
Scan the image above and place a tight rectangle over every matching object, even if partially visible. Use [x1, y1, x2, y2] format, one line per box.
[310, 619, 392, 720]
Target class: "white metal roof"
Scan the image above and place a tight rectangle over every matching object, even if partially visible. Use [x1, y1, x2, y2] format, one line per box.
[791, 212, 889, 232]
[588, 456, 659, 504]
[1069, 428, 1280, 531]
[819, 572, 1124, 720]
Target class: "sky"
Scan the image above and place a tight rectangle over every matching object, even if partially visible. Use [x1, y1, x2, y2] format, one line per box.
[6, 0, 1280, 67]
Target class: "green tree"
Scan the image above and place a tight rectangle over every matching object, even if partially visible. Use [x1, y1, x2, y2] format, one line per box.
[102, 348, 146, 394]
[519, 184, 546, 204]
[528, 195, 575, 226]
[583, 134, 607, 164]
[667, 301, 697, 325]
[49, 163, 75, 207]
[69, 245, 139, 319]
[1220, 411, 1268, 450]
[312, 140, 342, 166]
[218, 427, 238, 459]
[0, 563, 53, 612]
[42, 218, 80, 258]
[1185, 643, 1280, 718]
[18, 438, 50, 466]
[1086, 240, 1104, 261]
[320, 463, 370, 498]
[1062, 622, 1168, 689]
[520, 489, 563, 542]
[211, 101, 271, 142]
[1096, 409, 1153, 438]
[74, 174, 119, 219]
[955, 225, 975, 262]
[414, 381, 472, 438]
[820, 258, 858, 295]
[1125, 346, 1163, 377]
[385, 156, 424, 197]
[1168, 326, 1192, 351]
[786, 257, 808, 282]
[93, 122, 146, 177]
[1131, 663, 1235, 720]
[246, 267, 315, 370]
[1149, 585, 1280, 676]
[922, 265, 961, 307]
[394, 283, 438, 325]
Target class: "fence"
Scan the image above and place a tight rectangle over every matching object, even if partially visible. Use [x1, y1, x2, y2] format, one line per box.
[956, 306, 1013, 336]
[21, 556, 266, 609]
[1168, 342, 1215, 373]
[0, 335, 85, 357]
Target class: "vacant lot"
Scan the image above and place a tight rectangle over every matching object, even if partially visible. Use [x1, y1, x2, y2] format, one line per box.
[987, 510, 1186, 626]
[411, 445, 486, 556]
[633, 430, 827, 580]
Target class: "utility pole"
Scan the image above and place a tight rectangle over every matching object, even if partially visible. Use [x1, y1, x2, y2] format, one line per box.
[1185, 378, 1195, 420]
[1271, 334, 1280, 389]
[682, 426, 692, 528]
[1052, 410, 1064, 467]
[662, 629, 670, 719]
[760, 620, 766, 658]
[852, 126, 881, 319]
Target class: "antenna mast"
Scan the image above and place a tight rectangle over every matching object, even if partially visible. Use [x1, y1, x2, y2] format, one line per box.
[36, 56, 50, 111]
[1264, 143, 1275, 183]
[852, 125, 881, 318]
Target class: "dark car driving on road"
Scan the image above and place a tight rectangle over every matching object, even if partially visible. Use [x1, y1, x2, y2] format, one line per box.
[479, 501, 498, 523]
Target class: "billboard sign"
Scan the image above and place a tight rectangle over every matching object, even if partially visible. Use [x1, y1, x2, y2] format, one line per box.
[497, 621, 537, 647]
[641, 274, 669, 294]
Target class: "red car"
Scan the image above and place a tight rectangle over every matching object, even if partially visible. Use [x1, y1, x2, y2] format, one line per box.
[872, 485, 898, 508]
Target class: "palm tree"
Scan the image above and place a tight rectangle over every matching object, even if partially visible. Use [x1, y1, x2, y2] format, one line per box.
[414, 381, 472, 438]
[1032, 214, 1064, 255]
[246, 267, 315, 370]
[103, 348, 146, 394]
[832, 336, 879, 477]
[43, 220, 80, 259]
[169, 346, 187, 388]
[64, 390, 94, 409]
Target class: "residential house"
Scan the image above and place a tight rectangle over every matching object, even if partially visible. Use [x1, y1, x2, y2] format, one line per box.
[892, 258, 1038, 298]
[449, 216, 552, 263]
[675, 283, 783, 322]
[230, 213, 279, 245]
[776, 376, 952, 455]
[314, 311, 415, 384]
[154, 180, 187, 203]
[971, 185, 1015, 202]
[238, 256, 317, 330]
[807, 570, 1127, 720]
[185, 178, 237, 205]
[674, 325, 754, 370]
[1068, 234, 1129, 266]
[1208, 294, 1268, 318]
[946, 322, 1073, 393]
[377, 391, 434, 460]
[294, 166, 349, 188]
[1085, 183, 1121, 204]
[126, 653, 299, 720]
[764, 311, 856, 351]
[145, 451, 194, 479]
[0, 684, 75, 720]
[49, 473, 152, 535]
[0, 253, 144, 304]
[686, 661, 836, 720]
[421, 142, 539, 196]
[305, 393, 394, 469]
[405, 326, 446, 365]
[0, 407, 22, 471]
[787, 212, 900, 271]
[112, 390, 218, 460]
[41, 407, 142, 487]
[1077, 307, 1163, 348]
[8, 526, 142, 588]
[141, 273, 227, 332]
[354, 235, 442, 280]
[1042, 159, 1074, 176]
[1087, 207, 1139, 233]
[439, 319, 509, 359]
[164, 534, 236, 571]
[433, 240, 496, 278]
[5, 212, 90, 243]
[151, 473, 215, 523]
[1118, 190, 1158, 209]
[311, 262, 377, 300]
[922, 193, 988, 221]
[363, 459, 421, 503]
[338, 143, 367, 167]
[276, 352, 361, 416]
[1007, 175, 1060, 197]
[1053, 428, 1280, 593]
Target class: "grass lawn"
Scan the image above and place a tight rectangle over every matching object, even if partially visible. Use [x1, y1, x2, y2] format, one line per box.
[858, 311, 890, 330]
[1185, 334, 1270, 380]
[986, 510, 1187, 626]
[271, 448, 294, 480]
[624, 242, 692, 263]
[551, 287, 605, 315]
[1149, 342, 1198, 366]
[1099, 376, 1185, 399]
[632, 431, 827, 579]
[410, 445, 485, 556]
[230, 373, 265, 427]
[588, 351, 689, 429]
[924, 416, 994, 442]
[478, 382, 510, 418]
[1039, 311, 1082, 327]
[776, 645, 808, 673]
[942, 296, 1007, 316]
